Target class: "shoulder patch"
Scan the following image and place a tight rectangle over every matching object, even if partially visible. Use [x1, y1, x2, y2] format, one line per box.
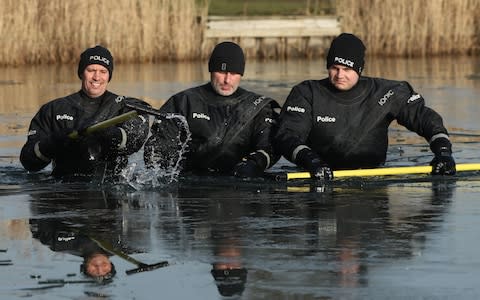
[115, 96, 125, 103]
[407, 93, 421, 103]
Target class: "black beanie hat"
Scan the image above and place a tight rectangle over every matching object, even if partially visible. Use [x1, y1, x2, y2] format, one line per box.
[77, 45, 114, 81]
[326, 33, 366, 75]
[208, 42, 245, 76]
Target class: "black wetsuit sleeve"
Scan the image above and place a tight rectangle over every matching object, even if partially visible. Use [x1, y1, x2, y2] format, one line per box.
[115, 98, 150, 155]
[148, 94, 186, 142]
[143, 95, 187, 168]
[394, 82, 449, 141]
[20, 104, 54, 172]
[274, 82, 314, 162]
[250, 102, 280, 168]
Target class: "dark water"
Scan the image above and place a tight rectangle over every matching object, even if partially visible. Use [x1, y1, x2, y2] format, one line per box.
[1, 56, 480, 299]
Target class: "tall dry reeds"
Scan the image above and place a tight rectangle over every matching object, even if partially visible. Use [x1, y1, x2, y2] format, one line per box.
[0, 0, 206, 66]
[336, 0, 480, 56]
[1, 0, 478, 65]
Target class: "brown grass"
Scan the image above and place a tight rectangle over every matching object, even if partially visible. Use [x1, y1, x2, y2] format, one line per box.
[1, 0, 479, 66]
[336, 0, 480, 56]
[0, 0, 206, 66]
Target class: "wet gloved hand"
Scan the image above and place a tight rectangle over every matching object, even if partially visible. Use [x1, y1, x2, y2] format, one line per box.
[91, 126, 123, 153]
[295, 148, 333, 181]
[38, 129, 75, 159]
[233, 152, 267, 178]
[430, 137, 456, 175]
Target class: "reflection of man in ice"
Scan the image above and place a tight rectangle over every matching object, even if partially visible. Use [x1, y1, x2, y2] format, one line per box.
[80, 249, 116, 282]
[211, 241, 248, 297]
[30, 220, 116, 283]
[173, 187, 250, 297]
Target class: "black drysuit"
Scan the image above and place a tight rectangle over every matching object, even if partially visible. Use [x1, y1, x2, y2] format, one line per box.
[275, 77, 451, 169]
[20, 91, 150, 179]
[144, 83, 280, 175]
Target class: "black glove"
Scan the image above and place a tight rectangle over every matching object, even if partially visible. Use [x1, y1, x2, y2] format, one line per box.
[429, 137, 456, 175]
[92, 126, 123, 152]
[295, 148, 333, 181]
[233, 152, 267, 178]
[38, 129, 74, 159]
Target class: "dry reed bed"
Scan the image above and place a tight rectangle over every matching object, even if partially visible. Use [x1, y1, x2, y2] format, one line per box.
[337, 0, 480, 56]
[0, 0, 478, 66]
[0, 0, 205, 66]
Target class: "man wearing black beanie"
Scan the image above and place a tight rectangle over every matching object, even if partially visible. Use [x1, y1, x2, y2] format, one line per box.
[144, 41, 281, 178]
[20, 45, 150, 180]
[275, 33, 456, 179]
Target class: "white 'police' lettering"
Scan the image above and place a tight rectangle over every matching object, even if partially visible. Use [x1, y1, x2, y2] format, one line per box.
[334, 56, 354, 68]
[89, 55, 110, 65]
[316, 116, 336, 123]
[56, 114, 74, 121]
[192, 112, 210, 121]
[378, 90, 394, 106]
[286, 106, 306, 113]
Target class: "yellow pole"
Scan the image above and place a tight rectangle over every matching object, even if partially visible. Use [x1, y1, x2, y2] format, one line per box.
[286, 163, 480, 180]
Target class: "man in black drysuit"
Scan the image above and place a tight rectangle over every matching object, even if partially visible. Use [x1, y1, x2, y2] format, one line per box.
[274, 33, 456, 180]
[144, 42, 280, 178]
[20, 45, 150, 180]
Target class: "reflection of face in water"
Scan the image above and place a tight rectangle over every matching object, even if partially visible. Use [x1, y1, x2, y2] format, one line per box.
[83, 253, 115, 279]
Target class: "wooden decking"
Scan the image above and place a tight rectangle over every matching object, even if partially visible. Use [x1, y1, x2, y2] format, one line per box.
[205, 16, 340, 38]
[203, 16, 340, 59]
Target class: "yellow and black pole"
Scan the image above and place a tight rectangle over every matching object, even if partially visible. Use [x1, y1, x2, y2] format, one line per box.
[273, 163, 480, 181]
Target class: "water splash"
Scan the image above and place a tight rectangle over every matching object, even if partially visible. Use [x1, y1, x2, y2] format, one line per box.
[122, 114, 191, 189]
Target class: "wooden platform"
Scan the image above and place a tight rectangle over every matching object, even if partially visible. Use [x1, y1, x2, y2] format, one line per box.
[202, 16, 341, 59]
[205, 16, 340, 38]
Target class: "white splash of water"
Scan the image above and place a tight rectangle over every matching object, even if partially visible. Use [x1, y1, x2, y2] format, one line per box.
[121, 114, 191, 190]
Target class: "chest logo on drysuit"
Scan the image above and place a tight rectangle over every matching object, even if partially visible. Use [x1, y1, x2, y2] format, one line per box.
[56, 114, 74, 121]
[253, 96, 266, 106]
[192, 112, 211, 121]
[286, 106, 305, 113]
[378, 89, 394, 106]
[316, 115, 336, 123]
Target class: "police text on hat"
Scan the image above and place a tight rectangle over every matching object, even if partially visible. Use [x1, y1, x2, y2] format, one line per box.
[326, 33, 366, 75]
[77, 45, 114, 81]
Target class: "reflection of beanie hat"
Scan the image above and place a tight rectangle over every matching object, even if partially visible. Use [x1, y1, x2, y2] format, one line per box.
[211, 268, 248, 297]
[326, 33, 366, 75]
[78, 45, 114, 81]
[208, 42, 245, 76]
